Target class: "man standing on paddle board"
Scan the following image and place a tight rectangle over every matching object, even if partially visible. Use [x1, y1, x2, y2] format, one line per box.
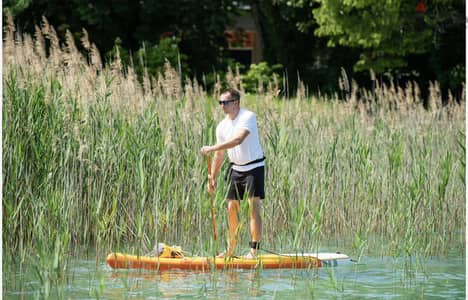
[200, 88, 265, 258]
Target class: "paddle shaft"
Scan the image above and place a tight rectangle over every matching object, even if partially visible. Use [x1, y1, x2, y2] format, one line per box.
[206, 155, 217, 241]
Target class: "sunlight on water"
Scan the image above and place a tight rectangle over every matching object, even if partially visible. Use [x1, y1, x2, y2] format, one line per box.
[3, 254, 465, 299]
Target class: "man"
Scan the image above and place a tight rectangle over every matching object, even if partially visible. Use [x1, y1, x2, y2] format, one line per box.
[200, 88, 265, 258]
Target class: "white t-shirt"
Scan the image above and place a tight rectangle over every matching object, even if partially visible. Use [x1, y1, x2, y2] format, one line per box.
[216, 108, 265, 172]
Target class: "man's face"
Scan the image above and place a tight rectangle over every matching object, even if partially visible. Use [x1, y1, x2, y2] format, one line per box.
[219, 93, 237, 114]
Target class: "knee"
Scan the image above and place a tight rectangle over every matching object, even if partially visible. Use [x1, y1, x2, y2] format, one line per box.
[249, 199, 261, 218]
[227, 200, 239, 213]
[250, 209, 261, 219]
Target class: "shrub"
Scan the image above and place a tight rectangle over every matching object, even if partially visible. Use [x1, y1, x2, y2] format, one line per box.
[242, 62, 283, 93]
[106, 37, 189, 80]
[135, 37, 189, 78]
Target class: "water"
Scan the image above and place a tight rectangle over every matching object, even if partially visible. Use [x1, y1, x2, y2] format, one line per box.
[3, 254, 465, 299]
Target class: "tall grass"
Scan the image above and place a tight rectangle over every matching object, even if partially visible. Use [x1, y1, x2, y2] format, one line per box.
[3, 14, 465, 279]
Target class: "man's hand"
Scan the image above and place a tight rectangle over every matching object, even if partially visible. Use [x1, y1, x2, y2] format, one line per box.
[200, 145, 215, 156]
[207, 174, 215, 195]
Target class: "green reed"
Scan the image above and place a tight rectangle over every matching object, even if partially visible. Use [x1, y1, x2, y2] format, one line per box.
[2, 17, 465, 285]
[4, 69, 465, 258]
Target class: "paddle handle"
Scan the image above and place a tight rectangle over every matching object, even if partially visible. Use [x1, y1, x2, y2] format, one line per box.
[205, 155, 217, 241]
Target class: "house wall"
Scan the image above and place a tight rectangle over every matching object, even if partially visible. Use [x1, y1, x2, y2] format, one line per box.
[225, 10, 263, 66]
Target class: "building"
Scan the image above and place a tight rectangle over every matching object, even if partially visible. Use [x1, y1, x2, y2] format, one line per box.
[225, 7, 263, 67]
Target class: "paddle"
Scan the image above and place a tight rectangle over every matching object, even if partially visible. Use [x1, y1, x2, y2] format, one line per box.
[205, 155, 217, 241]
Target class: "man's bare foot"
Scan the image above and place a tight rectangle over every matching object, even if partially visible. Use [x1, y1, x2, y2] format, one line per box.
[216, 252, 237, 258]
[243, 251, 258, 259]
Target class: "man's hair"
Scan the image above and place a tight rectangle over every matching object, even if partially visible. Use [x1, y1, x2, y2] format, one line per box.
[221, 88, 240, 101]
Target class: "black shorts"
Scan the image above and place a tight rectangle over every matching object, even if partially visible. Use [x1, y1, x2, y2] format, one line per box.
[227, 166, 265, 200]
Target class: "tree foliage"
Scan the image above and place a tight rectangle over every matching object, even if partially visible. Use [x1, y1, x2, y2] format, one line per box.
[242, 62, 283, 93]
[310, 0, 432, 72]
[250, 0, 358, 93]
[3, 0, 465, 94]
[307, 0, 464, 78]
[3, 0, 238, 77]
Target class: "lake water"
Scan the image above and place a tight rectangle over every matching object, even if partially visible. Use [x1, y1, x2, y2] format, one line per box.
[3, 252, 465, 299]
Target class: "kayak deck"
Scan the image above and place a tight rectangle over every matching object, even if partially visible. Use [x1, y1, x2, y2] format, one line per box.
[106, 252, 349, 271]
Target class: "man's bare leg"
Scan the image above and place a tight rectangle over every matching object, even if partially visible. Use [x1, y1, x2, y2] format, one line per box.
[248, 197, 262, 256]
[226, 199, 240, 256]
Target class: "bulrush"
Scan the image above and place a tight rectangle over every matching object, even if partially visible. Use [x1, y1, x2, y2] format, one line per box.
[3, 14, 464, 279]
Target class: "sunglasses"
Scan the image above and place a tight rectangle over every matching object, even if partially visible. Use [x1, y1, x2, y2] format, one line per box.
[218, 99, 237, 106]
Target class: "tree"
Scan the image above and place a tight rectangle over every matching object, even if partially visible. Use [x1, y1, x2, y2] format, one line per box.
[310, 0, 434, 73]
[307, 0, 464, 85]
[281, 0, 465, 96]
[3, 0, 238, 79]
[133, 0, 238, 76]
[5, 0, 463, 94]
[250, 0, 359, 93]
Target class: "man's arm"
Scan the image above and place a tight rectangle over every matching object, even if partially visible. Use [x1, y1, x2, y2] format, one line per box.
[201, 129, 249, 155]
[201, 129, 249, 194]
[211, 150, 224, 180]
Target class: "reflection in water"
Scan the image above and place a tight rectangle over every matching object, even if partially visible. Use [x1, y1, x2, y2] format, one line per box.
[100, 256, 465, 299]
[3, 255, 465, 299]
[106, 268, 270, 299]
[105, 266, 315, 299]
